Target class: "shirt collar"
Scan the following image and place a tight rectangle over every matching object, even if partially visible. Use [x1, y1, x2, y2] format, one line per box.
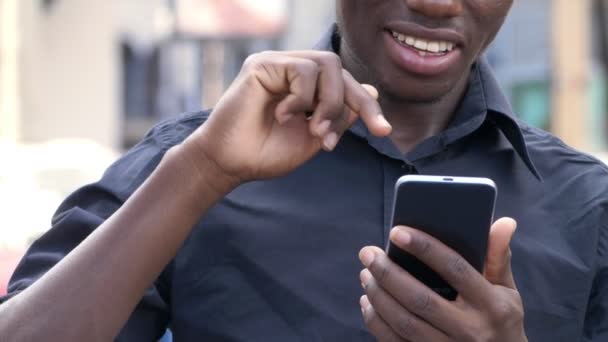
[477, 59, 543, 181]
[315, 25, 542, 181]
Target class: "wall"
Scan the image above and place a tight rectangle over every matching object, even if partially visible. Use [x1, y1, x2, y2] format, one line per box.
[17, 0, 121, 149]
[283, 0, 334, 50]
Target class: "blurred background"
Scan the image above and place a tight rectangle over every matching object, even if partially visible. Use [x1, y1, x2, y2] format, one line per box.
[0, 0, 604, 294]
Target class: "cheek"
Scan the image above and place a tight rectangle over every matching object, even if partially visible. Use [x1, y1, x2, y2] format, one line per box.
[336, 1, 386, 46]
[467, 0, 513, 46]
[337, 0, 391, 23]
[468, 0, 513, 18]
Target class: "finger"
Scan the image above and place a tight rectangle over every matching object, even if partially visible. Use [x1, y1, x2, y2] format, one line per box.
[389, 227, 493, 305]
[281, 51, 346, 140]
[275, 51, 390, 150]
[361, 269, 451, 341]
[243, 52, 318, 123]
[359, 247, 462, 334]
[360, 295, 410, 342]
[484, 217, 517, 289]
[342, 69, 392, 137]
[322, 83, 382, 150]
[267, 56, 320, 124]
[318, 81, 385, 151]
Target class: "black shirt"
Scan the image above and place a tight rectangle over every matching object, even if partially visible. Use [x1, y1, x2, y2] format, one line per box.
[3, 26, 608, 342]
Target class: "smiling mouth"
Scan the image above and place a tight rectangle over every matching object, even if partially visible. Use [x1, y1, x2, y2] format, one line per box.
[388, 29, 456, 57]
[382, 26, 463, 76]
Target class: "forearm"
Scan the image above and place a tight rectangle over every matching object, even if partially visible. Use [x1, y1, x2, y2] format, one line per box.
[0, 143, 236, 341]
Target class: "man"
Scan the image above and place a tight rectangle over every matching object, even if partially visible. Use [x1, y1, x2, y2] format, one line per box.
[1, 0, 606, 341]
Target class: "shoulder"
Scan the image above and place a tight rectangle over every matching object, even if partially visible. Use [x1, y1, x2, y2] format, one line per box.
[96, 110, 211, 200]
[518, 120, 608, 200]
[520, 121, 607, 173]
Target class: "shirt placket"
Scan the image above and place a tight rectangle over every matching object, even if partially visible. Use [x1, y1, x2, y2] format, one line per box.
[381, 158, 418, 245]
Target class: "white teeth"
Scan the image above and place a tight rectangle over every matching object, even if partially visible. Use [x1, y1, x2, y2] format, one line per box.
[414, 39, 427, 50]
[390, 30, 455, 54]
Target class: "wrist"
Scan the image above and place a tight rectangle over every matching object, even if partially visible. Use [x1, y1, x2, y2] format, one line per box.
[164, 141, 241, 199]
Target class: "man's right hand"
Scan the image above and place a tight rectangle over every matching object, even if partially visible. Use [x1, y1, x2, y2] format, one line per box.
[0, 50, 396, 342]
[182, 51, 392, 187]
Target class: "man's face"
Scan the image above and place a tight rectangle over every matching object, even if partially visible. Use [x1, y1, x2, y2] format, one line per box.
[336, 0, 513, 103]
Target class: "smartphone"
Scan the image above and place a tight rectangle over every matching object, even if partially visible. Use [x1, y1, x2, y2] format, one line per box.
[386, 175, 497, 300]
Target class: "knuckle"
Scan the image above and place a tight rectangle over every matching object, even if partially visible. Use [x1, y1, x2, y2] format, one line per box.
[411, 291, 435, 314]
[242, 52, 266, 71]
[489, 295, 524, 327]
[413, 236, 433, 258]
[490, 300, 512, 322]
[456, 296, 525, 342]
[243, 52, 321, 82]
[446, 255, 469, 279]
[242, 57, 258, 75]
[319, 51, 343, 68]
[242, 53, 277, 80]
[394, 316, 416, 339]
[454, 316, 486, 342]
[296, 59, 320, 75]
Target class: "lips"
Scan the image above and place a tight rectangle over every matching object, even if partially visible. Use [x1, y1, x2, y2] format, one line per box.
[383, 23, 464, 76]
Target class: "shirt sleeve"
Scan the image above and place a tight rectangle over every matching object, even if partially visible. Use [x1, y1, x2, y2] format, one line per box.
[583, 213, 608, 341]
[0, 120, 181, 341]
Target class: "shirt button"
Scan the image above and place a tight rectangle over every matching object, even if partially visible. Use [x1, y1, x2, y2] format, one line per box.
[402, 163, 416, 173]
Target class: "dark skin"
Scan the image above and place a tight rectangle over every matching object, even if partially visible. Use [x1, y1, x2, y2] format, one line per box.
[336, 1, 526, 341]
[0, 1, 525, 341]
[337, 0, 512, 153]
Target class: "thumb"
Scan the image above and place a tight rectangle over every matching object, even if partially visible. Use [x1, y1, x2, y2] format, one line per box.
[484, 217, 517, 289]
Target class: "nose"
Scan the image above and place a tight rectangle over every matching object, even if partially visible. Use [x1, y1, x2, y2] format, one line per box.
[406, 0, 463, 18]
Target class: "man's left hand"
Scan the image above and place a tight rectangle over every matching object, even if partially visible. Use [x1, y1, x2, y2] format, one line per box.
[358, 218, 527, 342]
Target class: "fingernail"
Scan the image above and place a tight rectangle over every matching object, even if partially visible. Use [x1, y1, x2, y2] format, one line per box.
[360, 269, 372, 289]
[359, 249, 375, 267]
[323, 132, 338, 150]
[360, 295, 371, 312]
[393, 229, 412, 246]
[318, 120, 331, 135]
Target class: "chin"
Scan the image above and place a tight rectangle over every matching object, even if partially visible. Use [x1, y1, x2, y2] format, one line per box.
[379, 77, 456, 104]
